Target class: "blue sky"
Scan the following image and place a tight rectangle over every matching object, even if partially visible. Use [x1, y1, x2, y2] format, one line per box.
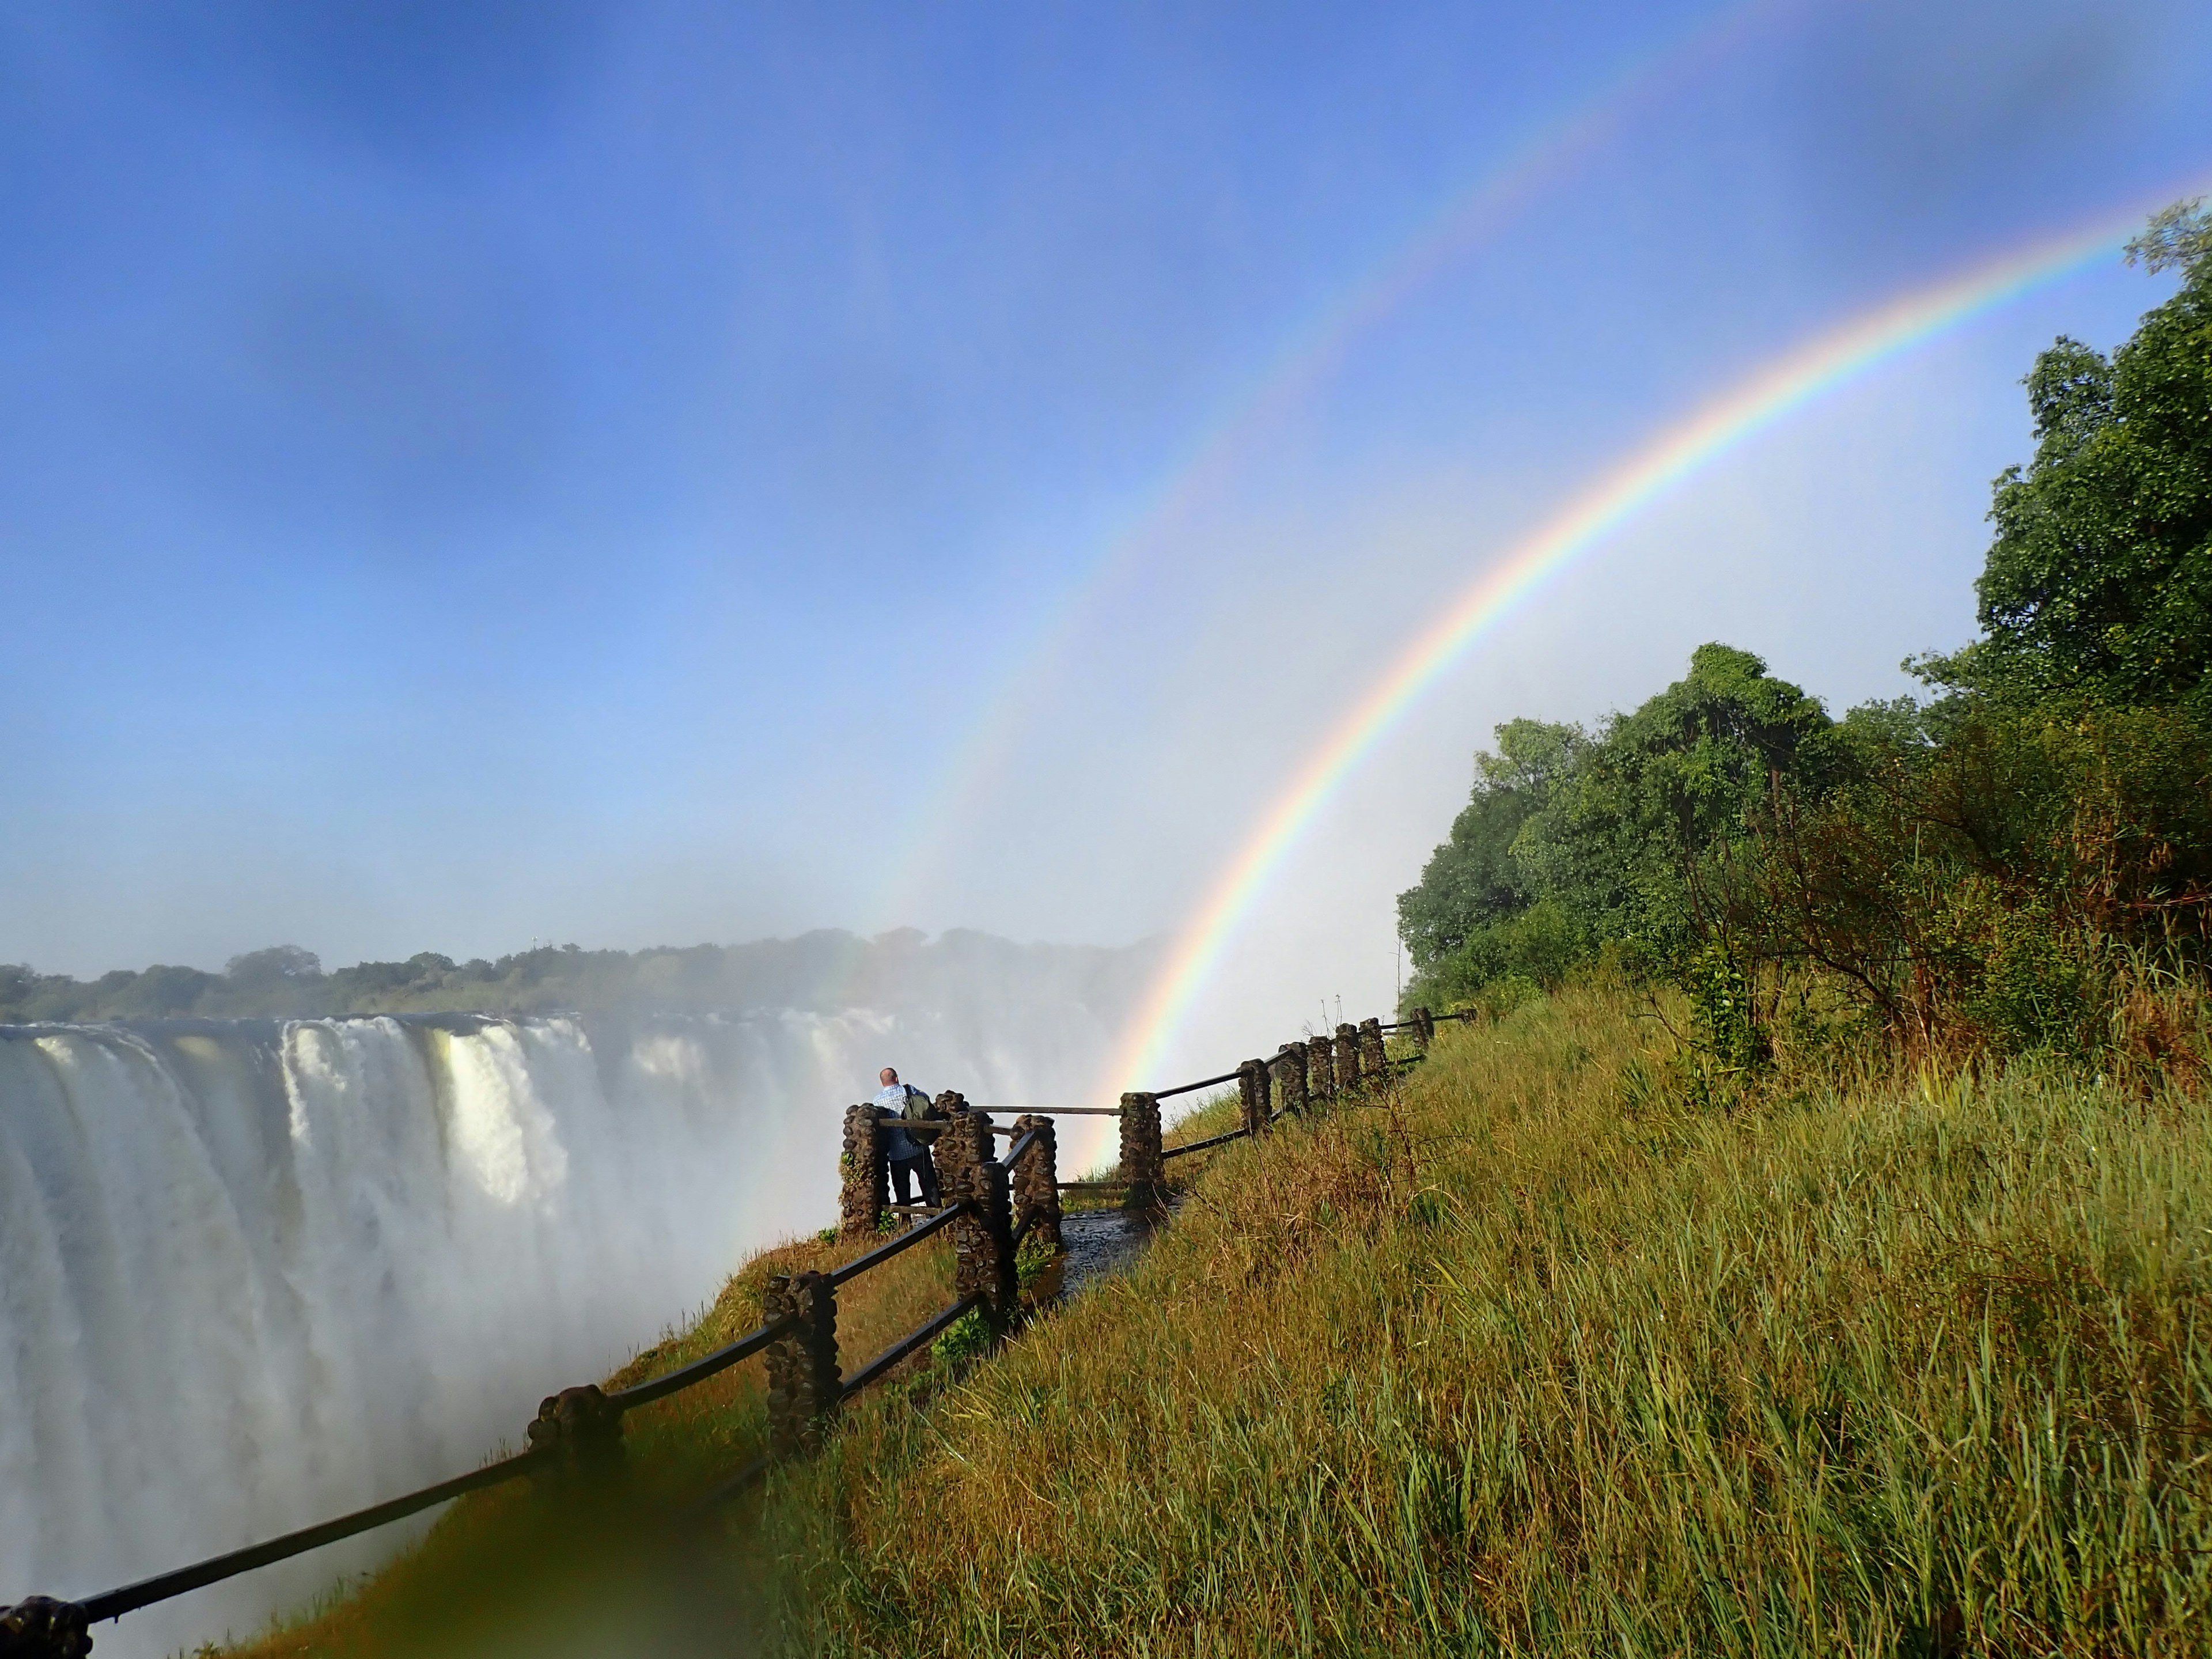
[4, 1, 2210, 1055]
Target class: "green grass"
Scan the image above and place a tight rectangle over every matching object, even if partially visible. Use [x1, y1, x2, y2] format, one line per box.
[751, 982, 2212, 1656]
[223, 983, 2212, 1655]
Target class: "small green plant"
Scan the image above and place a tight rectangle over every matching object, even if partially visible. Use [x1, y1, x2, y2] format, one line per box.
[1680, 940, 1769, 1092]
[1014, 1233, 1058, 1294]
[929, 1307, 990, 1368]
[815, 1226, 839, 1245]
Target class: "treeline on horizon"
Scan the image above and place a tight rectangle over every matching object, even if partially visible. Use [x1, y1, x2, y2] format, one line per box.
[0, 927, 1154, 1025]
[1400, 202, 2212, 1089]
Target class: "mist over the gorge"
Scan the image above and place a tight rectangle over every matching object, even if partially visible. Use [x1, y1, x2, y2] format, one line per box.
[0, 927, 1155, 1658]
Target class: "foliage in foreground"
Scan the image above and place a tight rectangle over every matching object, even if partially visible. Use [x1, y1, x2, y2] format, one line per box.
[756, 985, 2212, 1656]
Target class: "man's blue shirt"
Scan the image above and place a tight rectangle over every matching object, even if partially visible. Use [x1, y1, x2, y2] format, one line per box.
[876, 1082, 926, 1161]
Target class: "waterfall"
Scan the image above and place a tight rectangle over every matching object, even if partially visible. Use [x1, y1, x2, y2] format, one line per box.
[0, 977, 1127, 1656]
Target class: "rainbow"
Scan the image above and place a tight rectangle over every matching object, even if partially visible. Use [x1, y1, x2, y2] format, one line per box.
[868, 0, 1786, 930]
[1097, 202, 2180, 1095]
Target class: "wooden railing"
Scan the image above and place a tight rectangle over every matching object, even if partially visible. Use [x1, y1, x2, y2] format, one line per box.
[0, 1006, 1457, 1658]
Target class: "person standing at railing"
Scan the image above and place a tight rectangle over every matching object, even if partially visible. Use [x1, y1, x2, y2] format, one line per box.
[875, 1067, 942, 1210]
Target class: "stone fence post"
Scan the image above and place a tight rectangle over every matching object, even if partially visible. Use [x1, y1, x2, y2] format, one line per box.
[1412, 1006, 1437, 1050]
[839, 1103, 887, 1238]
[1270, 1045, 1309, 1116]
[933, 1104, 991, 1202]
[1010, 1113, 1063, 1252]
[1359, 1017, 1388, 1078]
[527, 1383, 625, 1491]
[950, 1156, 1017, 1335]
[1307, 1034, 1335, 1102]
[1119, 1090, 1164, 1210]
[1335, 1023, 1362, 1091]
[1237, 1058, 1270, 1137]
[764, 1270, 839, 1457]
[0, 1599, 90, 1659]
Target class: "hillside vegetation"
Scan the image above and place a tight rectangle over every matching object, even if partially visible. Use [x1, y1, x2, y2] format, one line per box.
[751, 988, 2212, 1655]
[1400, 204, 2212, 1088]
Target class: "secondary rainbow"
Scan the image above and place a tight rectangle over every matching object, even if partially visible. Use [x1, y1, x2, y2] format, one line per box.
[866, 0, 1785, 933]
[1098, 203, 2176, 1095]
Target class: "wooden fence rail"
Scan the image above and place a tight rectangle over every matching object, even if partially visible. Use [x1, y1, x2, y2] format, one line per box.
[0, 1007, 1456, 1657]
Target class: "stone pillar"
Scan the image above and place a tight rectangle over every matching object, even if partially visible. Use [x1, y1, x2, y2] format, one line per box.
[1335, 1024, 1362, 1091]
[1119, 1090, 1164, 1210]
[527, 1384, 624, 1489]
[1359, 1017, 1388, 1078]
[0, 1599, 90, 1659]
[950, 1156, 1017, 1334]
[1010, 1113, 1063, 1252]
[1413, 1006, 1437, 1050]
[933, 1106, 991, 1202]
[839, 1103, 888, 1238]
[1237, 1058, 1270, 1137]
[1270, 1045, 1309, 1116]
[1307, 1035, 1335, 1101]
[763, 1270, 839, 1457]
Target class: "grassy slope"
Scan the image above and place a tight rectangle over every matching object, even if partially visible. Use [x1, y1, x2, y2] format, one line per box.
[219, 986, 2212, 1655]
[757, 984, 2212, 1656]
[216, 1101, 1236, 1656]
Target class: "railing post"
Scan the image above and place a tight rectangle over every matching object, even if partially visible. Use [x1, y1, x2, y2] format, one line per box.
[0, 1598, 90, 1659]
[933, 1104, 990, 1203]
[1306, 1035, 1335, 1102]
[1335, 1023, 1362, 1091]
[1237, 1058, 1270, 1137]
[1413, 1006, 1436, 1051]
[1012, 1113, 1063, 1252]
[1270, 1045, 1309, 1116]
[763, 1270, 840, 1457]
[840, 1102, 888, 1238]
[951, 1155, 1017, 1335]
[526, 1384, 624, 1490]
[1359, 1017, 1388, 1078]
[1119, 1090, 1164, 1210]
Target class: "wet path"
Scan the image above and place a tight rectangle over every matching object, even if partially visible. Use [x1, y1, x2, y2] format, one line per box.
[1046, 1202, 1176, 1300]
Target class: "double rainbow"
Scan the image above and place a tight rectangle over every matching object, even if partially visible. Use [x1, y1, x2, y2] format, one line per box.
[1098, 202, 2178, 1094]
[869, 0, 1786, 930]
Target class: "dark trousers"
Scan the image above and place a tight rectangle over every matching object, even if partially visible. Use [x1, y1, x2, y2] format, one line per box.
[890, 1153, 940, 1209]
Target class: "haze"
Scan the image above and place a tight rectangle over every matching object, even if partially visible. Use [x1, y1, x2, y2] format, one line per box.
[5, 1, 2210, 1080]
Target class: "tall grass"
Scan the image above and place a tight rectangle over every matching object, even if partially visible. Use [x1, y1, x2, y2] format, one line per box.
[217, 982, 2212, 1655]
[754, 980, 2212, 1656]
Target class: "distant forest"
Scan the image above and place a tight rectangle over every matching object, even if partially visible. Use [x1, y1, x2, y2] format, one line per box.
[0, 929, 1152, 1024]
[1399, 203, 2212, 1084]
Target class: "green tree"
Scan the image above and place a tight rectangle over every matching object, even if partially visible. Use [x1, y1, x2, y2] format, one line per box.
[1396, 718, 1584, 978]
[1514, 643, 1836, 957]
[1935, 200, 2212, 710]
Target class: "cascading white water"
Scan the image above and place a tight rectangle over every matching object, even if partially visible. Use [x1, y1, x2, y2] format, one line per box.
[0, 975, 1130, 1657]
